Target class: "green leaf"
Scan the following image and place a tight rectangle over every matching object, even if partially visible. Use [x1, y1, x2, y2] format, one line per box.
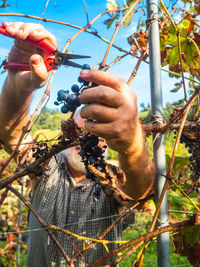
[183, 226, 200, 246]
[177, 19, 191, 36]
[136, 17, 141, 32]
[160, 17, 200, 78]
[123, 11, 133, 27]
[123, 1, 135, 27]
[167, 46, 179, 67]
[126, 0, 136, 5]
[104, 18, 115, 29]
[106, 0, 118, 12]
[170, 87, 181, 93]
[104, 13, 119, 29]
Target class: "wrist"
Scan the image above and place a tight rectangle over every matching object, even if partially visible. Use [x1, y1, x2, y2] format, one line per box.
[119, 119, 145, 158]
[7, 71, 35, 94]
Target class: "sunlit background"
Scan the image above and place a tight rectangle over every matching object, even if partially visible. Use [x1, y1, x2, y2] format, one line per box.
[0, 0, 185, 114]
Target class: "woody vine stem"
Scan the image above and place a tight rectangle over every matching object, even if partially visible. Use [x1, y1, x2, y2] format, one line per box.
[0, 1, 200, 265]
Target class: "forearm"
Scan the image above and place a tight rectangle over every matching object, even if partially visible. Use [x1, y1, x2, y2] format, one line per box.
[0, 73, 33, 153]
[118, 120, 155, 200]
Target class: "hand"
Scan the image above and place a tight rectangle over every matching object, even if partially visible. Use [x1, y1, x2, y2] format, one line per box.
[78, 69, 141, 153]
[3, 21, 57, 90]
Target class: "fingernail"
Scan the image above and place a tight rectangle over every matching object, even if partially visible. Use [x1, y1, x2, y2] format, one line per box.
[80, 69, 89, 76]
[4, 22, 12, 26]
[31, 55, 42, 66]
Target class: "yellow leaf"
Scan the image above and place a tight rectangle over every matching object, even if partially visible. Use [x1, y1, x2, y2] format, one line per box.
[107, 0, 118, 13]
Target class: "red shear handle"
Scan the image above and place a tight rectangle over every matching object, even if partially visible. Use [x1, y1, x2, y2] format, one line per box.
[3, 57, 57, 72]
[0, 25, 57, 54]
[3, 62, 30, 71]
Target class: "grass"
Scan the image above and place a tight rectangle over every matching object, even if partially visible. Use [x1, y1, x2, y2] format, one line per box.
[119, 212, 192, 267]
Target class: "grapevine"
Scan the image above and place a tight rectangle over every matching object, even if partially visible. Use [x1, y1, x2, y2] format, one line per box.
[54, 64, 91, 113]
[54, 63, 109, 201]
[0, 0, 200, 266]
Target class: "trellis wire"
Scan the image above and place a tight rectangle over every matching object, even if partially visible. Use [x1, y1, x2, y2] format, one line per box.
[0, 209, 197, 236]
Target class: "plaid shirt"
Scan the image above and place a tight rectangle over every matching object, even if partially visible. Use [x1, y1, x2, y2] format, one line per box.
[27, 153, 134, 267]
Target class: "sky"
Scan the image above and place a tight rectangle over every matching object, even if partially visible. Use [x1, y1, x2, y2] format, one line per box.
[0, 0, 186, 114]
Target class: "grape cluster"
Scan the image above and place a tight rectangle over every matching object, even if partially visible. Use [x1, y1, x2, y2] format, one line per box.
[32, 142, 50, 160]
[54, 64, 91, 113]
[180, 131, 200, 193]
[79, 133, 107, 201]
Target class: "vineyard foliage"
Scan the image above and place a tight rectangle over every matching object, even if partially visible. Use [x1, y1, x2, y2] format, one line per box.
[0, 108, 192, 266]
[0, 0, 200, 266]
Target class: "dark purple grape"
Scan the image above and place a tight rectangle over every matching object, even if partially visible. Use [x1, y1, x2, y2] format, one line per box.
[61, 104, 69, 114]
[95, 185, 101, 196]
[71, 84, 80, 94]
[78, 76, 89, 86]
[78, 76, 85, 84]
[58, 90, 69, 101]
[96, 165, 103, 172]
[94, 147, 102, 156]
[88, 156, 96, 164]
[82, 64, 91, 70]
[93, 185, 101, 201]
[61, 92, 69, 101]
[33, 152, 40, 159]
[66, 102, 77, 112]
[57, 90, 66, 97]
[54, 101, 60, 106]
[68, 94, 78, 104]
[78, 132, 106, 202]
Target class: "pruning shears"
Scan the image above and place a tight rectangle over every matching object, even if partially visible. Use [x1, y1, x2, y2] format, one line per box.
[0, 24, 91, 71]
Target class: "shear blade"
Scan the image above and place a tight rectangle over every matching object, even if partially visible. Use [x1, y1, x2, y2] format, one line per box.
[55, 51, 91, 67]
[64, 60, 83, 69]
[66, 54, 91, 59]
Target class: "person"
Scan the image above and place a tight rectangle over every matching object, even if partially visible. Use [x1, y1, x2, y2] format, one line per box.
[0, 22, 155, 266]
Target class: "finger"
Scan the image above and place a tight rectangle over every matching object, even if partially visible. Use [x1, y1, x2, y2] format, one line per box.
[8, 42, 42, 64]
[2, 21, 12, 27]
[3, 22, 57, 47]
[29, 54, 48, 88]
[14, 23, 43, 40]
[78, 85, 123, 107]
[80, 69, 128, 92]
[80, 103, 118, 123]
[4, 22, 24, 36]
[2, 21, 15, 30]
[84, 120, 119, 140]
[14, 39, 43, 54]
[29, 28, 57, 47]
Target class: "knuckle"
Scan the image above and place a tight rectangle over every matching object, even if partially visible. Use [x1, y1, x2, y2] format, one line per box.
[80, 105, 91, 119]
[48, 33, 57, 45]
[89, 104, 96, 114]
[98, 87, 109, 99]
[90, 70, 97, 80]
[112, 123, 123, 139]
[81, 104, 96, 118]
[91, 69, 102, 82]
[80, 106, 87, 118]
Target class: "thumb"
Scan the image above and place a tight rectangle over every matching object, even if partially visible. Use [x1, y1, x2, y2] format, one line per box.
[29, 54, 48, 88]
